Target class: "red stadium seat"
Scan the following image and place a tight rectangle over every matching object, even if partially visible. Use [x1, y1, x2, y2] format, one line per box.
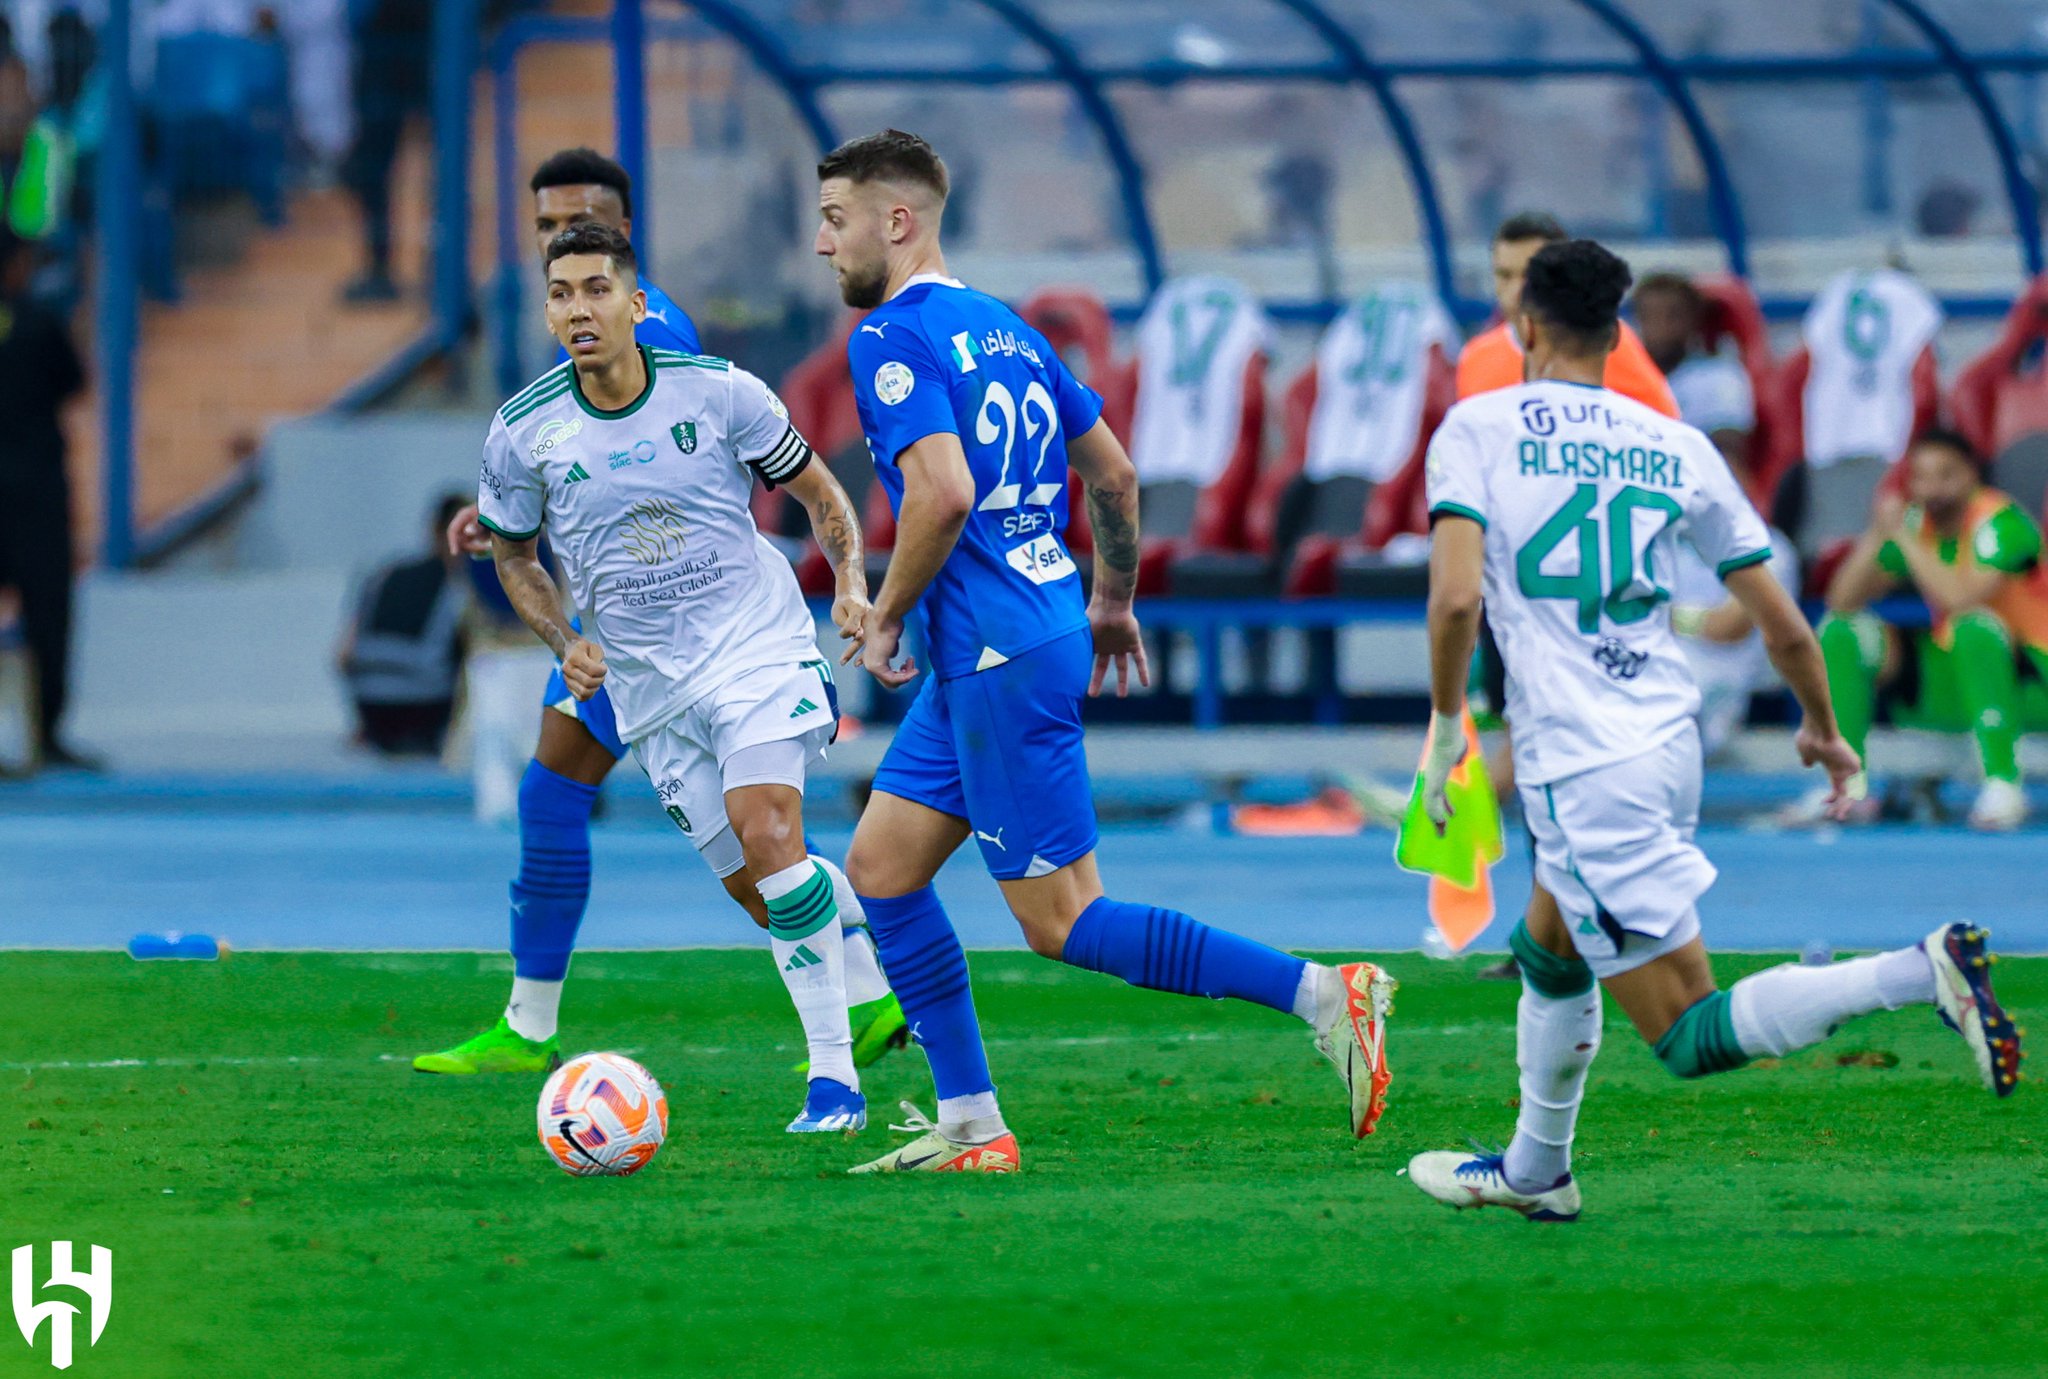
[1262, 345, 1454, 595]
[1693, 274, 1786, 503]
[1115, 355, 1269, 597]
[1019, 288, 1136, 442]
[1941, 274, 2048, 463]
[1767, 340, 1938, 574]
[1358, 344, 1460, 551]
[1017, 289, 1138, 563]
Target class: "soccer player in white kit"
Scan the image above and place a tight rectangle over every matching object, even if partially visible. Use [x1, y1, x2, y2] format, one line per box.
[1406, 240, 2022, 1221]
[479, 222, 881, 1134]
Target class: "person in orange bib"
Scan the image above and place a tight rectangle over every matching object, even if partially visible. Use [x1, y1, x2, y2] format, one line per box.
[1457, 212, 1679, 416]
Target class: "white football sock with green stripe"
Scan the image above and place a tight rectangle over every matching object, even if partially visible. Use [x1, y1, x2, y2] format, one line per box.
[759, 859, 856, 1089]
[813, 854, 891, 1007]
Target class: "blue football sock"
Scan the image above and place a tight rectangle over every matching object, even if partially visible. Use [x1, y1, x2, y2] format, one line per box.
[858, 885, 994, 1100]
[1061, 896, 1305, 1014]
[509, 760, 600, 981]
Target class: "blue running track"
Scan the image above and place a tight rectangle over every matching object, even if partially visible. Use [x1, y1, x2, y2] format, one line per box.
[4, 785, 2041, 955]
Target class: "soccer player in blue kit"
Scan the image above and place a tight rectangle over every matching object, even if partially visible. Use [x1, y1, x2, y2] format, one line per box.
[814, 131, 1398, 1174]
[416, 150, 904, 1112]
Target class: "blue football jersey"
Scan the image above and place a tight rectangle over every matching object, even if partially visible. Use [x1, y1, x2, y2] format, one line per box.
[849, 277, 1104, 680]
[556, 273, 700, 362]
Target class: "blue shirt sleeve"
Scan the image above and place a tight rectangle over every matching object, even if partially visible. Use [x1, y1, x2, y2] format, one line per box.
[849, 321, 958, 464]
[637, 280, 701, 353]
[1048, 349, 1106, 438]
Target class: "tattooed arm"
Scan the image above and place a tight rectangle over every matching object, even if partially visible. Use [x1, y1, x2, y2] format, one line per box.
[1066, 418, 1150, 697]
[490, 530, 606, 699]
[782, 455, 873, 666]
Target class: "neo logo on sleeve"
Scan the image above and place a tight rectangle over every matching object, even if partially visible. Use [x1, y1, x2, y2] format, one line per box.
[13, 1243, 112, 1371]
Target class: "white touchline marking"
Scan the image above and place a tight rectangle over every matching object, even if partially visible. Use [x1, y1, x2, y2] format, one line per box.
[3, 1027, 1500, 1074]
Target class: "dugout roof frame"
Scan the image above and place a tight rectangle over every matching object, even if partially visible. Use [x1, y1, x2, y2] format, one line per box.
[591, 0, 2048, 325]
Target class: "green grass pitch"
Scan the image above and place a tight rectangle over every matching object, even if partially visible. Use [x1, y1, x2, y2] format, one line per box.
[3, 949, 2043, 1379]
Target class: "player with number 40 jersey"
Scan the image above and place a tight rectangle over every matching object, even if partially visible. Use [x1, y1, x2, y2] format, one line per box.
[1405, 239, 2020, 1224]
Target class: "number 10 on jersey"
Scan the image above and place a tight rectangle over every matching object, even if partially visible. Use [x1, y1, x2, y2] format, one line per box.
[1515, 482, 1683, 633]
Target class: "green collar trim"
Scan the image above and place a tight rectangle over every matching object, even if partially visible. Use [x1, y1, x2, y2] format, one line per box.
[571, 344, 657, 420]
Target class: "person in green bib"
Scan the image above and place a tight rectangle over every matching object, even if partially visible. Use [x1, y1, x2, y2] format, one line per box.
[1810, 428, 2048, 830]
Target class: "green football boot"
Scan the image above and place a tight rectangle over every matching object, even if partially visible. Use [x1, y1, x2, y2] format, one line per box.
[792, 993, 911, 1075]
[413, 1017, 562, 1075]
[852, 993, 910, 1067]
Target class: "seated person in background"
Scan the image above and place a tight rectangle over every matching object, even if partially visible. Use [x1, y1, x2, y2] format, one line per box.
[339, 494, 472, 756]
[1637, 271, 1795, 756]
[1671, 541, 1800, 759]
[1808, 429, 2048, 831]
[1634, 271, 1752, 471]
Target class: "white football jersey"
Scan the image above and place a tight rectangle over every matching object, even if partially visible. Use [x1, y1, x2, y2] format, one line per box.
[1426, 379, 1773, 786]
[478, 346, 820, 744]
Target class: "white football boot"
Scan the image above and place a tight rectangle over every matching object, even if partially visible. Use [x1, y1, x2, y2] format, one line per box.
[1967, 778, 2027, 832]
[1311, 961, 1397, 1137]
[1405, 1143, 1582, 1222]
[1922, 923, 2023, 1096]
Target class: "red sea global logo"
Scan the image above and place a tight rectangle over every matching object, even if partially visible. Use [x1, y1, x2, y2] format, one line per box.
[12, 1244, 111, 1370]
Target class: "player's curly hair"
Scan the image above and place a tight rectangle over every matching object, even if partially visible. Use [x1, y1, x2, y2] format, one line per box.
[817, 129, 949, 200]
[531, 147, 633, 219]
[1521, 239, 1633, 345]
[544, 221, 637, 276]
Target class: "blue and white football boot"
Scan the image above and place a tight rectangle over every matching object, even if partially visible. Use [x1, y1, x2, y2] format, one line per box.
[787, 1077, 868, 1134]
[1404, 1141, 1582, 1222]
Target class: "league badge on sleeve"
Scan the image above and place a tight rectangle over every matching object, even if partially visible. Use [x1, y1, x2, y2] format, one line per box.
[875, 360, 915, 406]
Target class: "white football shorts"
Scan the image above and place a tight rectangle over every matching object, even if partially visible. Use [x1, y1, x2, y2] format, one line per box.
[1519, 720, 1715, 979]
[630, 658, 837, 878]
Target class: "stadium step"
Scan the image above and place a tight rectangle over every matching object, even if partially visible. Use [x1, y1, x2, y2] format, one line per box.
[69, 152, 442, 556]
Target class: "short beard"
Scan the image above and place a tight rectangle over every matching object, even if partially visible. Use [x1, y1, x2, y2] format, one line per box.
[837, 260, 889, 310]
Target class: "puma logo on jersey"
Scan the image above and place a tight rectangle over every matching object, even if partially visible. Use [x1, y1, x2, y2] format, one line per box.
[859, 323, 889, 339]
[976, 828, 1006, 852]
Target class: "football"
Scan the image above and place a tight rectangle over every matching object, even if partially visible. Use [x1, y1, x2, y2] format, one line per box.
[536, 1052, 669, 1177]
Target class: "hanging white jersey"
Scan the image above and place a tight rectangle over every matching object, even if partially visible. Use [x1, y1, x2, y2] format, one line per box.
[478, 346, 820, 744]
[1128, 275, 1269, 485]
[1304, 283, 1458, 483]
[1426, 379, 1773, 786]
[1801, 268, 1942, 469]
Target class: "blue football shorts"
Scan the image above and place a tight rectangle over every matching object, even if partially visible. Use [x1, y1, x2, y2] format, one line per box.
[870, 625, 1099, 881]
[542, 617, 627, 760]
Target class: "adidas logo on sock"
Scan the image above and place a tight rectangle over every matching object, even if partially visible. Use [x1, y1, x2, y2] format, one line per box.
[564, 462, 591, 484]
[788, 697, 818, 718]
[783, 944, 823, 972]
